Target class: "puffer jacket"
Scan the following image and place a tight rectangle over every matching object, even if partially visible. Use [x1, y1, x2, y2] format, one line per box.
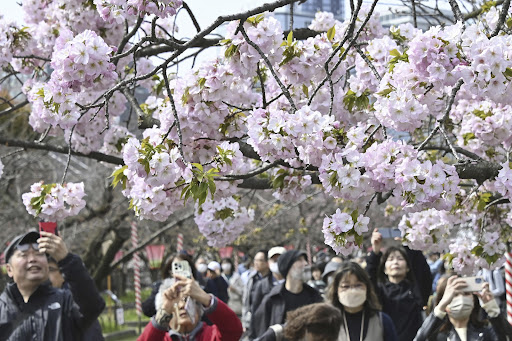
[0, 253, 105, 341]
[413, 312, 511, 341]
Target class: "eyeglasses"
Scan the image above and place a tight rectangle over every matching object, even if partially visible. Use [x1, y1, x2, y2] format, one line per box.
[16, 243, 39, 252]
[338, 283, 365, 291]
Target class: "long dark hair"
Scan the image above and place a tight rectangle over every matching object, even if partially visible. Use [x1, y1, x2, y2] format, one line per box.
[377, 246, 415, 284]
[435, 275, 486, 332]
[325, 261, 381, 317]
[283, 303, 342, 341]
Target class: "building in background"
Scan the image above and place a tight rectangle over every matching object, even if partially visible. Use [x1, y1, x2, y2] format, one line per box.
[274, 0, 345, 29]
[379, 7, 453, 31]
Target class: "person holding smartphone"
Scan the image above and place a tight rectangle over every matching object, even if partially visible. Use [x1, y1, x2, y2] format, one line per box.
[137, 274, 243, 341]
[0, 230, 105, 340]
[414, 275, 512, 341]
[366, 228, 432, 341]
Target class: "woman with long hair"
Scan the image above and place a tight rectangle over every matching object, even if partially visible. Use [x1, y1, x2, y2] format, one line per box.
[414, 275, 512, 340]
[325, 262, 398, 341]
[366, 229, 432, 341]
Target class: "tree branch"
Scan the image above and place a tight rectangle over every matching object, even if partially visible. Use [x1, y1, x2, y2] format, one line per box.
[109, 212, 194, 270]
[0, 137, 124, 165]
[120, 87, 160, 129]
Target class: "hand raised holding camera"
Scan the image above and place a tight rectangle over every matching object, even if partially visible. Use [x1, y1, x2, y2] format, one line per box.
[437, 275, 467, 312]
[475, 282, 494, 304]
[173, 274, 211, 308]
[37, 231, 69, 261]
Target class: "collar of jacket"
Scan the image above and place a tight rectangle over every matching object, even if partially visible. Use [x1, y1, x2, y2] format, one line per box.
[168, 320, 204, 340]
[7, 280, 54, 307]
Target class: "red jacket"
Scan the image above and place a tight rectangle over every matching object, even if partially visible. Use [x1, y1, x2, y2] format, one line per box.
[138, 296, 243, 341]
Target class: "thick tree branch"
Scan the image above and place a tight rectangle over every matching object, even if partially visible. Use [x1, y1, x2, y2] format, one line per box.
[0, 137, 124, 165]
[455, 160, 501, 184]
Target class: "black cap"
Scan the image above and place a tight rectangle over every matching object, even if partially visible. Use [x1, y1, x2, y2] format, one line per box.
[3, 231, 40, 263]
[277, 250, 307, 279]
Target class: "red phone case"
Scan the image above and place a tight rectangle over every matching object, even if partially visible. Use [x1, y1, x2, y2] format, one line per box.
[39, 222, 58, 235]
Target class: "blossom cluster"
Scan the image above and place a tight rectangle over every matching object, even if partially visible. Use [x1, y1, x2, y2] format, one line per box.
[399, 208, 507, 274]
[322, 208, 369, 256]
[95, 0, 182, 24]
[50, 29, 116, 93]
[22, 181, 86, 221]
[247, 106, 336, 167]
[453, 101, 512, 158]
[194, 197, 254, 247]
[271, 169, 312, 202]
[0, 16, 31, 68]
[494, 162, 512, 200]
[319, 139, 460, 211]
[223, 15, 284, 77]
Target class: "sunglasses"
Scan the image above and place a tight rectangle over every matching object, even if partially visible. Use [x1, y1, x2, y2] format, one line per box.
[16, 243, 40, 252]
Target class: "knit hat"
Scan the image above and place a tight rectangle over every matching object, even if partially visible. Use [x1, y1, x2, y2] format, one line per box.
[278, 250, 307, 279]
[4, 231, 40, 263]
[321, 261, 343, 282]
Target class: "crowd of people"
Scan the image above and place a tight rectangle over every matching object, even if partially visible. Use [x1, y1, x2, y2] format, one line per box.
[1, 227, 511, 341]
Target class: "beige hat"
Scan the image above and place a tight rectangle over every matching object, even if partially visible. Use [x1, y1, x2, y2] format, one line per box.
[268, 246, 286, 259]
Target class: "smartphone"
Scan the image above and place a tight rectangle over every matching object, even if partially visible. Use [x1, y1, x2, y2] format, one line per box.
[172, 260, 192, 279]
[462, 276, 484, 292]
[39, 222, 58, 235]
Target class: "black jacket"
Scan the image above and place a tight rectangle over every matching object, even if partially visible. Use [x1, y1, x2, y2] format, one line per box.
[366, 248, 432, 341]
[0, 253, 105, 341]
[142, 280, 162, 318]
[250, 282, 322, 339]
[413, 312, 512, 341]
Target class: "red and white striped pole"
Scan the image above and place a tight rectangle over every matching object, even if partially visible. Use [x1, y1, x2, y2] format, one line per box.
[177, 233, 183, 253]
[506, 247, 512, 325]
[131, 222, 142, 320]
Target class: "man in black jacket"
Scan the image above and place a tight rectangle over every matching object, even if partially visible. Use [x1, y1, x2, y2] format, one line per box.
[250, 250, 323, 340]
[0, 230, 105, 340]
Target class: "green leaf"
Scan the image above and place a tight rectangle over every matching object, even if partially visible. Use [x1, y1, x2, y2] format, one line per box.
[302, 84, 309, 97]
[476, 192, 492, 211]
[192, 163, 203, 172]
[350, 209, 359, 223]
[389, 49, 401, 57]
[504, 67, 512, 78]
[327, 26, 336, 41]
[287, 30, 293, 45]
[377, 88, 393, 97]
[462, 132, 475, 145]
[110, 165, 128, 189]
[471, 245, 484, 257]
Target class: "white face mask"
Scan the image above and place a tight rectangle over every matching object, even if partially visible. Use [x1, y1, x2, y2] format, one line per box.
[447, 295, 474, 320]
[269, 262, 280, 275]
[197, 263, 207, 274]
[221, 263, 232, 273]
[339, 289, 367, 308]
